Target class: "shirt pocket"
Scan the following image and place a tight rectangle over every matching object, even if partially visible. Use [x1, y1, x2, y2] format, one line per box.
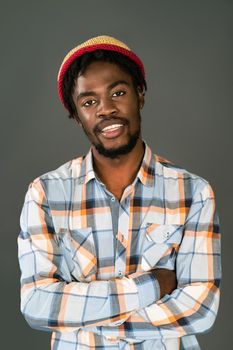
[140, 224, 184, 271]
[57, 227, 97, 282]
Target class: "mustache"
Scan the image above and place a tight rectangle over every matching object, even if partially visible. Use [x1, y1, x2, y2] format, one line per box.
[94, 116, 129, 133]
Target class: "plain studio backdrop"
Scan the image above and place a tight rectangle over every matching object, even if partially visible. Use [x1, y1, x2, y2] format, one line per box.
[0, 1, 232, 348]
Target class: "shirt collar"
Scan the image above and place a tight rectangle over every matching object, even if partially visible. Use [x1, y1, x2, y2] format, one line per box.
[78, 148, 96, 185]
[79, 141, 156, 187]
[137, 141, 155, 187]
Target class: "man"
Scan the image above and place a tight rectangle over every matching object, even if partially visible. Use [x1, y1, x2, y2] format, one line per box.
[18, 35, 221, 350]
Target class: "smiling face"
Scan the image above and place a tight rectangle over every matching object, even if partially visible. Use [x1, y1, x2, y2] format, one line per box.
[72, 61, 144, 159]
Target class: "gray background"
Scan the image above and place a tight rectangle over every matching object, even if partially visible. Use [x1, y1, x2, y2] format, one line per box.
[1, 1, 232, 348]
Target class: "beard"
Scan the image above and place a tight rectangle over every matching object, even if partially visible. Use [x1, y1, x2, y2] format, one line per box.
[93, 128, 140, 159]
[81, 114, 142, 159]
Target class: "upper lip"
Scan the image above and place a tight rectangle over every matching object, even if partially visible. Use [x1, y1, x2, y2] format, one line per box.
[96, 119, 126, 133]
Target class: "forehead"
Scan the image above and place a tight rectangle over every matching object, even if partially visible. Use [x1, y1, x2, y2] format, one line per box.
[74, 61, 133, 92]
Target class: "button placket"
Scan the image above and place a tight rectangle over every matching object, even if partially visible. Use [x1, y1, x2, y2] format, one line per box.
[114, 197, 130, 278]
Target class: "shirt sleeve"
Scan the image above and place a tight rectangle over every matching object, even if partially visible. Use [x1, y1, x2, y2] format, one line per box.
[96, 181, 221, 341]
[18, 179, 160, 332]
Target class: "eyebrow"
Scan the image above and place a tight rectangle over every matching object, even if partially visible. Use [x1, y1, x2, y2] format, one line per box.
[76, 80, 130, 101]
[108, 80, 130, 90]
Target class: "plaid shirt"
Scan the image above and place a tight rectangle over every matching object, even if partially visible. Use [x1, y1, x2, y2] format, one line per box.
[18, 143, 221, 350]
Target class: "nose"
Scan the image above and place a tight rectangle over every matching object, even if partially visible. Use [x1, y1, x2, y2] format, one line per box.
[96, 97, 117, 118]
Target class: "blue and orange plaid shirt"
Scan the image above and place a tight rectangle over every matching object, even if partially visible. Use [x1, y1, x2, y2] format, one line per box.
[18, 143, 221, 349]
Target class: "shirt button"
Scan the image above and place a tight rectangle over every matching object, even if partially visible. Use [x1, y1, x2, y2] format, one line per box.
[164, 231, 170, 239]
[111, 196, 115, 202]
[118, 271, 123, 277]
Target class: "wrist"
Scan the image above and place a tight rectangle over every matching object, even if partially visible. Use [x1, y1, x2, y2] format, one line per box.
[130, 271, 161, 308]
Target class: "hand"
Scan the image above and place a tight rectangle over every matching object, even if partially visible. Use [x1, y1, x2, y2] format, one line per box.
[151, 268, 177, 298]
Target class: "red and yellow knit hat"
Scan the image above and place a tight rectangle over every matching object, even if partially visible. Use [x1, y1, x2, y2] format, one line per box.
[57, 35, 145, 108]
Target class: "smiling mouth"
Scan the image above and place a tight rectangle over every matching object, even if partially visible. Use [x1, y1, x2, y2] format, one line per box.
[101, 124, 123, 132]
[100, 123, 125, 139]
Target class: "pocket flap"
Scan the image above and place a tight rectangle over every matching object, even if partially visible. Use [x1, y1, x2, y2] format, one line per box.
[146, 224, 184, 244]
[70, 227, 94, 249]
[56, 227, 97, 280]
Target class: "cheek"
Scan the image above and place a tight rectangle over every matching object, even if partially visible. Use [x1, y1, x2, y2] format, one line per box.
[128, 102, 141, 118]
[76, 109, 93, 125]
[77, 115, 97, 137]
[126, 94, 141, 110]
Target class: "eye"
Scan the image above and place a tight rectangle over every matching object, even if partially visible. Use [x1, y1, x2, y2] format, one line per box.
[82, 99, 96, 107]
[112, 90, 125, 97]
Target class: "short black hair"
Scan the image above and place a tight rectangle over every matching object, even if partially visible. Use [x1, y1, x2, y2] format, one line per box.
[62, 50, 147, 119]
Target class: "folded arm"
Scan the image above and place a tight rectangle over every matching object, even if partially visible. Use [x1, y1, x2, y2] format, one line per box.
[93, 182, 221, 341]
[18, 179, 160, 332]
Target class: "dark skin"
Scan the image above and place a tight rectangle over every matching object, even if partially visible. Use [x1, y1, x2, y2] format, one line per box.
[72, 61, 145, 200]
[72, 61, 177, 298]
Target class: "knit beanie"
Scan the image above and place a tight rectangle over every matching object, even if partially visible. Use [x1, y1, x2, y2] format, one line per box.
[57, 35, 145, 109]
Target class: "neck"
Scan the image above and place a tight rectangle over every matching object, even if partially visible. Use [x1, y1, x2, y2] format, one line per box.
[91, 139, 145, 197]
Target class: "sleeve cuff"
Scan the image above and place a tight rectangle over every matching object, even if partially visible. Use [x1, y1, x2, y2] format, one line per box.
[131, 272, 161, 309]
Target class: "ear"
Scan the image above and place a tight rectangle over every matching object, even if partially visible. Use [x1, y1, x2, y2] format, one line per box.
[137, 86, 145, 109]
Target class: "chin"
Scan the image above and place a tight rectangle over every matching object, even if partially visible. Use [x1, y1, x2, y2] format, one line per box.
[94, 134, 139, 159]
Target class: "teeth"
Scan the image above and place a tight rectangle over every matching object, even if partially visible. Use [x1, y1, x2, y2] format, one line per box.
[102, 124, 123, 132]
